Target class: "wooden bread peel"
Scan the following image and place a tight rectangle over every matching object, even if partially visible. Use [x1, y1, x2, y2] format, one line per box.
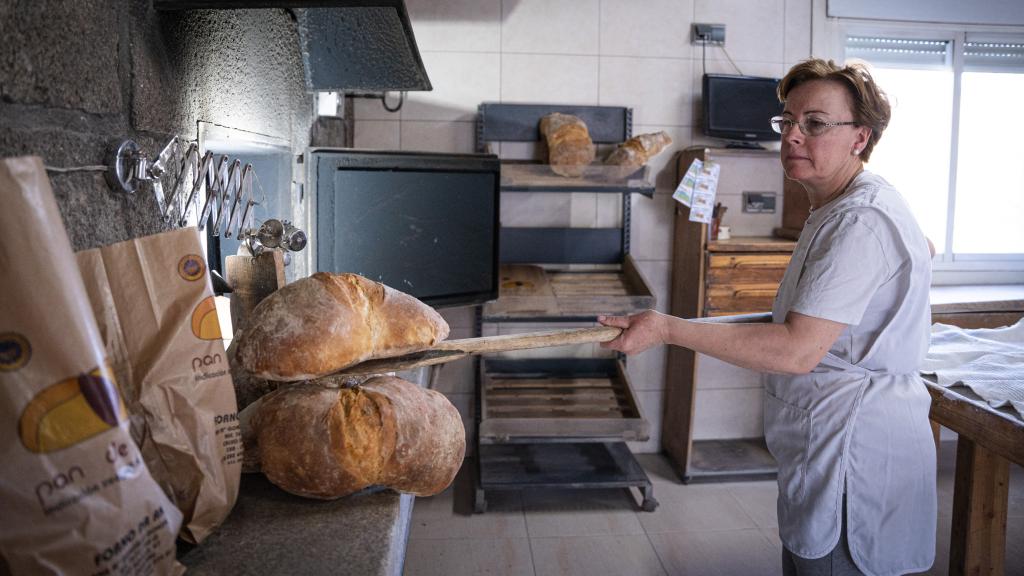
[331, 325, 623, 376]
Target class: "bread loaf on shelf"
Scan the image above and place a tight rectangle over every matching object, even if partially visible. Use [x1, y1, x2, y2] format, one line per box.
[539, 113, 596, 177]
[236, 272, 449, 381]
[604, 131, 673, 169]
[247, 376, 465, 499]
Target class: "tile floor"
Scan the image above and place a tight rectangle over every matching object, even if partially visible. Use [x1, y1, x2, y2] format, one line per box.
[404, 440, 1024, 576]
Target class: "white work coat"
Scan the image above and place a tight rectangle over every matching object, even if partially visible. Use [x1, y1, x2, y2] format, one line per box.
[765, 171, 937, 576]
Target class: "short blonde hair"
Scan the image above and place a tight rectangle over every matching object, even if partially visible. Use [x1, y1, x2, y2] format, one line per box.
[778, 59, 891, 161]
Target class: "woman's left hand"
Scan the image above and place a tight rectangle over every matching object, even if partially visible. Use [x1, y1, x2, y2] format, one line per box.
[598, 310, 669, 355]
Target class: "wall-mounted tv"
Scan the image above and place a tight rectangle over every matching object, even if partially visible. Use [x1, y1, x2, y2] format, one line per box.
[311, 149, 500, 308]
[702, 74, 783, 145]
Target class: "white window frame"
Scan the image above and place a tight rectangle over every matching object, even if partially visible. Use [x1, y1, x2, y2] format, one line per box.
[812, 4, 1024, 285]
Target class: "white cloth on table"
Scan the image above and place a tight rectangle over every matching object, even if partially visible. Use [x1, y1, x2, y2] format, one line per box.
[920, 318, 1024, 417]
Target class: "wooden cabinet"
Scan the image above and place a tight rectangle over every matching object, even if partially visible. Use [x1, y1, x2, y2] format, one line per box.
[663, 147, 796, 482]
[703, 242, 791, 316]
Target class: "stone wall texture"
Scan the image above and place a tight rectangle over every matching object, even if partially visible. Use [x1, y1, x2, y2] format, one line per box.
[0, 1, 313, 251]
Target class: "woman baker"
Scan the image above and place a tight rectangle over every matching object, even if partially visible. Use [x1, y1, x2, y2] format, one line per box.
[600, 59, 936, 576]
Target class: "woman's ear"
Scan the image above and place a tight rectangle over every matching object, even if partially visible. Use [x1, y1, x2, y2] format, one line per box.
[854, 127, 872, 155]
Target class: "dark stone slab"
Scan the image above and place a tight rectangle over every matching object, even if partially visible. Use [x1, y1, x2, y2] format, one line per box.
[0, 0, 124, 115]
[179, 474, 414, 576]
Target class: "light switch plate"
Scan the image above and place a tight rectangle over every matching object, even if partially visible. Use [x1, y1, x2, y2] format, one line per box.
[743, 191, 777, 213]
[692, 23, 726, 45]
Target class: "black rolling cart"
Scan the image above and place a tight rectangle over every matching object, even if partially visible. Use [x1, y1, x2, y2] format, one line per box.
[472, 103, 660, 513]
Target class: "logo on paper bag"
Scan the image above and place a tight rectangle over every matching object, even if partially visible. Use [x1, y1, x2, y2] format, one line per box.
[191, 296, 222, 340]
[178, 254, 206, 281]
[0, 332, 31, 371]
[19, 366, 127, 453]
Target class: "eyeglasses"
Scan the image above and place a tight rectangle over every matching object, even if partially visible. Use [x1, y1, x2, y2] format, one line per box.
[770, 116, 858, 137]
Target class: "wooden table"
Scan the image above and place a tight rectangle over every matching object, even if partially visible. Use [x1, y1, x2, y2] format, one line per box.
[926, 288, 1024, 576]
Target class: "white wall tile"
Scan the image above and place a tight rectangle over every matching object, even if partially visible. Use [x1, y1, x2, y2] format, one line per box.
[497, 141, 542, 161]
[501, 54, 600, 105]
[692, 387, 764, 439]
[714, 192, 782, 236]
[402, 51, 501, 121]
[634, 259, 671, 314]
[712, 149, 785, 196]
[501, 0, 600, 55]
[353, 120, 400, 149]
[626, 344, 667, 391]
[596, 194, 623, 228]
[501, 193, 572, 226]
[629, 192, 675, 261]
[401, 120, 476, 153]
[600, 0, 694, 58]
[570, 192, 598, 227]
[599, 57, 692, 126]
[406, 0, 502, 53]
[784, 0, 813, 67]
[627, 390, 664, 453]
[703, 149, 786, 236]
[695, 353, 763, 390]
[693, 0, 785, 64]
[353, 95, 401, 121]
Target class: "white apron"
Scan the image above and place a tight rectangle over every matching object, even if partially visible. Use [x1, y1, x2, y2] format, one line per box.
[766, 171, 937, 576]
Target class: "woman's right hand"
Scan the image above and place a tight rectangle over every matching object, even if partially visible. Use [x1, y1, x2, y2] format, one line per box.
[598, 310, 669, 355]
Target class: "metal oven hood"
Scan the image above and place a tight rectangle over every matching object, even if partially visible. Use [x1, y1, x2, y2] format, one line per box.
[154, 0, 433, 93]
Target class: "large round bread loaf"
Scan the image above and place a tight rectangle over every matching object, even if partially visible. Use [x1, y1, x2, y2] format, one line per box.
[236, 272, 449, 381]
[540, 113, 595, 177]
[251, 376, 465, 499]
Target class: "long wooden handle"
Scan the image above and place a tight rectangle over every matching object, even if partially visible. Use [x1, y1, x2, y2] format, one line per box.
[432, 325, 623, 354]
[332, 326, 623, 376]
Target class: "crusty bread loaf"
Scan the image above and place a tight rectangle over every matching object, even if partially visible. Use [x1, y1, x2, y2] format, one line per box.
[227, 338, 280, 411]
[539, 113, 596, 177]
[249, 376, 465, 499]
[236, 272, 449, 381]
[604, 131, 673, 169]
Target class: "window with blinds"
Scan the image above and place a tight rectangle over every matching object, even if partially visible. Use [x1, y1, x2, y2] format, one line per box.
[841, 32, 1024, 262]
[845, 36, 951, 67]
[963, 39, 1024, 70]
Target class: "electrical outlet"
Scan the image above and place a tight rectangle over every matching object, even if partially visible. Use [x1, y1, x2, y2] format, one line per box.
[743, 191, 777, 213]
[692, 23, 726, 46]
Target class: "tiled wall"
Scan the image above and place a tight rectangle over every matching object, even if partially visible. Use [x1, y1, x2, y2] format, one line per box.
[353, 0, 812, 452]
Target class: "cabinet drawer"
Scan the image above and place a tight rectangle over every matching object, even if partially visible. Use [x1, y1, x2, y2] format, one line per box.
[706, 253, 790, 284]
[704, 252, 789, 315]
[704, 284, 779, 315]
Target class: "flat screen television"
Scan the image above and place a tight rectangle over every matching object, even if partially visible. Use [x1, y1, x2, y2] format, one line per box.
[311, 149, 500, 308]
[702, 74, 783, 145]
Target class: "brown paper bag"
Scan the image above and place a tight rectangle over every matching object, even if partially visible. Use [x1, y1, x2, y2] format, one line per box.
[0, 156, 184, 575]
[76, 227, 242, 544]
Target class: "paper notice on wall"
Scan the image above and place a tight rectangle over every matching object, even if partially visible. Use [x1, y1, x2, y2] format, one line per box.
[688, 161, 721, 224]
[672, 159, 702, 207]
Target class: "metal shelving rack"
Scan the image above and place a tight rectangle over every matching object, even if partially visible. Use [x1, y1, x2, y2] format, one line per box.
[472, 103, 659, 513]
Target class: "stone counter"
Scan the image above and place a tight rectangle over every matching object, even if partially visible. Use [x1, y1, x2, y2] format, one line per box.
[178, 474, 414, 576]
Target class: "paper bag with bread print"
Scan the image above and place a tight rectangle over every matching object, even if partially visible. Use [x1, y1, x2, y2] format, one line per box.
[76, 226, 242, 544]
[0, 155, 184, 575]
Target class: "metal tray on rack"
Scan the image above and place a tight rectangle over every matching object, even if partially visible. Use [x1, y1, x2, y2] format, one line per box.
[479, 358, 649, 442]
[482, 257, 656, 322]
